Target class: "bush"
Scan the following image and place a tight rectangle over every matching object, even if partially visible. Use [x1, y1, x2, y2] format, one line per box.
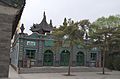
[113, 55, 120, 71]
[105, 53, 120, 71]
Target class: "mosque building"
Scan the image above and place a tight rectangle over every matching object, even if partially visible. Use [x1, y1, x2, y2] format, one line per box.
[10, 12, 101, 69]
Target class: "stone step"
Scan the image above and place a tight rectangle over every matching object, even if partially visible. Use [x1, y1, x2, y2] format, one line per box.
[19, 67, 111, 74]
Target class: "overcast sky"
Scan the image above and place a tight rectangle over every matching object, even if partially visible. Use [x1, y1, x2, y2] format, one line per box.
[21, 0, 120, 34]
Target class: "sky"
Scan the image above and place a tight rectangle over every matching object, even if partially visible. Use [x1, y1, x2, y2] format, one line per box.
[21, 0, 120, 34]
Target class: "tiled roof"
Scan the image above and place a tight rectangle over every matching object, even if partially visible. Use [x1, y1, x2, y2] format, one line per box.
[30, 12, 53, 34]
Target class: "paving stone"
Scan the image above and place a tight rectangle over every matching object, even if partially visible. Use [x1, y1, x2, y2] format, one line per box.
[8, 66, 120, 79]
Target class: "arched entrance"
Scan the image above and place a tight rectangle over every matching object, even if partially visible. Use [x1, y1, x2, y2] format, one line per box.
[43, 50, 53, 66]
[76, 51, 84, 66]
[60, 50, 70, 66]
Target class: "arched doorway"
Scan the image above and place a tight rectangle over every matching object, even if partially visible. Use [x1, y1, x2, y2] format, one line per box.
[60, 50, 70, 66]
[76, 51, 84, 66]
[43, 50, 53, 66]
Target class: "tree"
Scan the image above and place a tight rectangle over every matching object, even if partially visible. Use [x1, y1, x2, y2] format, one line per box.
[89, 15, 120, 74]
[52, 18, 84, 75]
[79, 19, 91, 33]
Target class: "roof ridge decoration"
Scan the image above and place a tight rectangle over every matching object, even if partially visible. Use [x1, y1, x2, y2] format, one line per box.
[49, 19, 53, 27]
[20, 24, 25, 33]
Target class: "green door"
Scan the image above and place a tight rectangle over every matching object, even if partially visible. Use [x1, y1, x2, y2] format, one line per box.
[60, 50, 70, 66]
[76, 52, 84, 66]
[43, 50, 53, 66]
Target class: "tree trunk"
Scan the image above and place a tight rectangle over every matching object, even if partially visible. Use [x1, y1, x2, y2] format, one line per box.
[102, 34, 107, 74]
[68, 54, 71, 75]
[102, 48, 105, 74]
[68, 42, 73, 75]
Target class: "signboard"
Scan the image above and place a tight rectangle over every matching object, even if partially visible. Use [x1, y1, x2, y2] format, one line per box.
[27, 41, 36, 46]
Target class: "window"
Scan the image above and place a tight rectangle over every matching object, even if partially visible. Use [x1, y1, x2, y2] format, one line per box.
[26, 50, 36, 59]
[91, 53, 96, 61]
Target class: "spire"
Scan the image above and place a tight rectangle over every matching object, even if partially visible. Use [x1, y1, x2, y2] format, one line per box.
[43, 11, 46, 21]
[50, 19, 53, 27]
[20, 24, 25, 33]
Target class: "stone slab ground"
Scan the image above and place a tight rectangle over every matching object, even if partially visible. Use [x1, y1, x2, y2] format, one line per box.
[1, 66, 119, 79]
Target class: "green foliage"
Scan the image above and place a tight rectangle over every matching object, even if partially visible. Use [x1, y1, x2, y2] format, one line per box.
[53, 15, 120, 71]
[53, 18, 87, 75]
[52, 18, 85, 45]
[90, 15, 120, 71]
[90, 15, 120, 46]
[79, 19, 91, 31]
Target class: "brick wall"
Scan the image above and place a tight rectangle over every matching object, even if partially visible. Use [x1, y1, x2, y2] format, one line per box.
[0, 4, 18, 78]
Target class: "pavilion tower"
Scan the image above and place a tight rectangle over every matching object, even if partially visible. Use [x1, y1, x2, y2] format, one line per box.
[30, 12, 53, 34]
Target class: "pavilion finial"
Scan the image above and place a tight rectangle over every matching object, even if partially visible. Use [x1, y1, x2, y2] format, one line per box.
[43, 11, 46, 21]
[44, 11, 46, 17]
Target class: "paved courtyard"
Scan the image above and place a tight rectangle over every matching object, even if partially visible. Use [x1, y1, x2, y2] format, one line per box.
[7, 66, 120, 79]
